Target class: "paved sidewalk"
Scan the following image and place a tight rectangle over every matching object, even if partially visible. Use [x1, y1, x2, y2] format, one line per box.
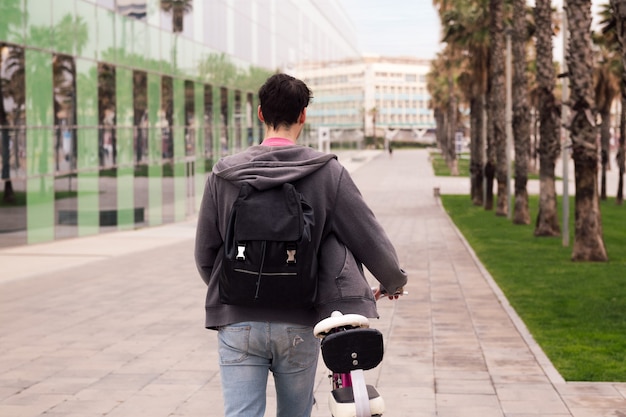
[1, 149, 625, 417]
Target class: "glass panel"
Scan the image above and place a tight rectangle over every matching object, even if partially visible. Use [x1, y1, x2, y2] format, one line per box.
[116, 14, 133, 68]
[25, 49, 54, 127]
[220, 86, 228, 156]
[51, 0, 76, 55]
[115, 113, 133, 168]
[147, 73, 161, 163]
[193, 82, 204, 212]
[25, 0, 52, 50]
[1, 45, 26, 199]
[97, 8, 116, 64]
[234, 90, 242, 152]
[161, 76, 173, 160]
[161, 75, 174, 224]
[116, 145, 134, 230]
[133, 163, 148, 227]
[54, 163, 78, 240]
[27, 173, 54, 244]
[193, 82, 203, 158]
[98, 163, 117, 233]
[172, 78, 184, 158]
[0, 0, 25, 45]
[98, 63, 116, 168]
[132, 20, 147, 69]
[147, 25, 161, 72]
[203, 84, 213, 161]
[132, 76, 148, 220]
[76, 127, 99, 236]
[53, 54, 77, 175]
[147, 74, 162, 226]
[133, 70, 148, 164]
[75, 0, 98, 61]
[0, 43, 26, 245]
[160, 30, 173, 73]
[76, 59, 98, 127]
[246, 92, 254, 146]
[0, 176, 26, 247]
[184, 80, 194, 156]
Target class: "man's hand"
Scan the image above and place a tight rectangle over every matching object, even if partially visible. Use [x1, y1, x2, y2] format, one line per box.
[374, 286, 406, 300]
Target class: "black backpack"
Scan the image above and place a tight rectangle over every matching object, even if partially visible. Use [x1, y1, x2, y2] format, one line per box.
[219, 182, 318, 309]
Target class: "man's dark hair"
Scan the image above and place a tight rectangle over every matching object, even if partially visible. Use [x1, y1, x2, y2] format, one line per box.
[258, 73, 313, 129]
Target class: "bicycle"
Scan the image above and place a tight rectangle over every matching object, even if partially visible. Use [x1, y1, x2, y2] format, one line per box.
[314, 310, 385, 417]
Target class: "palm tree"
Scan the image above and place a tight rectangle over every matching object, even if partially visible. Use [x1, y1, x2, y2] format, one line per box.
[593, 45, 620, 201]
[439, 0, 490, 196]
[427, 49, 457, 165]
[533, 0, 561, 236]
[511, 0, 531, 224]
[161, 0, 193, 33]
[566, 0, 607, 261]
[488, 0, 508, 215]
[597, 3, 624, 203]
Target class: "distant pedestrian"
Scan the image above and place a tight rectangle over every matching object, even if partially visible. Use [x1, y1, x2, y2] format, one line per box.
[388, 142, 393, 157]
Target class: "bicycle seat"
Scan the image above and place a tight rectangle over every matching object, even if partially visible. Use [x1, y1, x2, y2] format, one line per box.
[321, 328, 384, 373]
[314, 311, 370, 338]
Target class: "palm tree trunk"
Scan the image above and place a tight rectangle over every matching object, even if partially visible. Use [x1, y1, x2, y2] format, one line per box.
[488, 0, 507, 215]
[611, 0, 626, 204]
[618, 94, 626, 204]
[567, 0, 607, 261]
[447, 74, 459, 175]
[470, 96, 485, 205]
[599, 108, 611, 200]
[534, 0, 561, 236]
[512, 0, 530, 224]
[485, 78, 495, 211]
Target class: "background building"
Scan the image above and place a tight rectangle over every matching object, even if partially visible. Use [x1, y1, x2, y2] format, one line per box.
[296, 56, 435, 148]
[0, 0, 360, 247]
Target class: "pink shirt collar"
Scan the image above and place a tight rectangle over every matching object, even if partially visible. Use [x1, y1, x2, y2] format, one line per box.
[261, 137, 295, 146]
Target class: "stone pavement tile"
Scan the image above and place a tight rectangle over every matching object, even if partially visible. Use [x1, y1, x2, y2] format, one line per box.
[560, 391, 626, 414]
[436, 377, 495, 395]
[436, 393, 503, 417]
[496, 383, 570, 414]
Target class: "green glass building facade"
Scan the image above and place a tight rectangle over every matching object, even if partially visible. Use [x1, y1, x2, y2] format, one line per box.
[0, 0, 360, 247]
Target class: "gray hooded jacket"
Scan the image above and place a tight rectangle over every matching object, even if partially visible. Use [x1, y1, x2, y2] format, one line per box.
[195, 144, 407, 329]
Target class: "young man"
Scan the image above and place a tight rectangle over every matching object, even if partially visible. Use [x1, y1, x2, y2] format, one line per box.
[195, 73, 407, 417]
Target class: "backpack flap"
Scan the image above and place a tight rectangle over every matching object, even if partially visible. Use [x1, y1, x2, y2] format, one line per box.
[234, 183, 303, 241]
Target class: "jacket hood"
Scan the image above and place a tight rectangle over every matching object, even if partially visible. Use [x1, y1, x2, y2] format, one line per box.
[212, 145, 337, 190]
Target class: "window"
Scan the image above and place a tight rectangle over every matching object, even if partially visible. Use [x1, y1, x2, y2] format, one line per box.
[98, 63, 116, 167]
[133, 70, 148, 164]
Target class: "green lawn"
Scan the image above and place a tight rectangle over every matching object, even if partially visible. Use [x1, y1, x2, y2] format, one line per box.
[441, 194, 626, 381]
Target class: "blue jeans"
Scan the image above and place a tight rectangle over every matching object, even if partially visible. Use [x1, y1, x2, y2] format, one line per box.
[217, 321, 320, 417]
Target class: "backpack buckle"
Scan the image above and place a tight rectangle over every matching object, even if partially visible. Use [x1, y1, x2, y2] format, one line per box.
[286, 243, 296, 264]
[236, 243, 246, 261]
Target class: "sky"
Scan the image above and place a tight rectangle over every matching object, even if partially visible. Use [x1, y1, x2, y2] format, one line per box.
[338, 0, 442, 60]
[338, 0, 607, 61]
